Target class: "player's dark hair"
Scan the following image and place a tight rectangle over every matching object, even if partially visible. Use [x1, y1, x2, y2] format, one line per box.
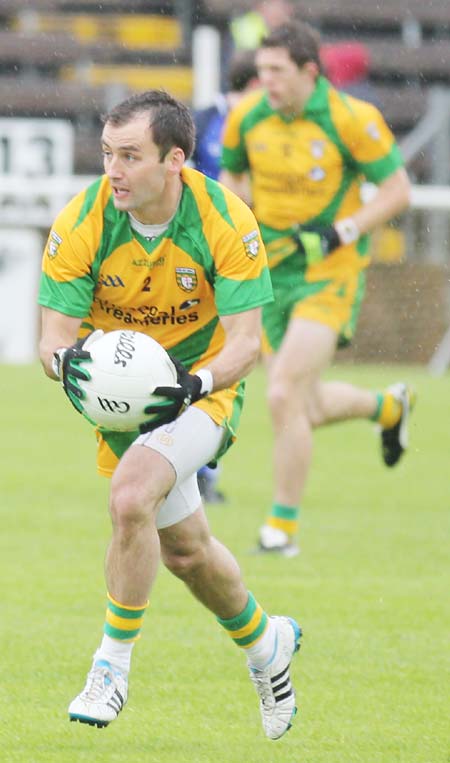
[103, 90, 195, 161]
[261, 20, 322, 70]
[227, 50, 258, 92]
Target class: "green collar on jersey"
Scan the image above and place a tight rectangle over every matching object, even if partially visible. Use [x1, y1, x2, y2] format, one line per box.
[262, 75, 331, 124]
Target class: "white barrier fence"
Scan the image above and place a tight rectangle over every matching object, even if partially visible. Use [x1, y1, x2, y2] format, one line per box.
[1, 175, 449, 228]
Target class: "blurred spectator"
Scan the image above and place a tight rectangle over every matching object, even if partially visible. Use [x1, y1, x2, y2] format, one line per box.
[192, 50, 259, 180]
[230, 0, 295, 51]
[320, 41, 381, 107]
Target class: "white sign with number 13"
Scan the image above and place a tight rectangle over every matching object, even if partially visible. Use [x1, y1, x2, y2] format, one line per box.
[0, 118, 74, 176]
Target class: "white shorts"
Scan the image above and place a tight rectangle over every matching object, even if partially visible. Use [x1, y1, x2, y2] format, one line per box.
[133, 406, 226, 530]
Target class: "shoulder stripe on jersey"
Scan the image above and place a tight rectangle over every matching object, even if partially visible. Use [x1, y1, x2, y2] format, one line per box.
[239, 92, 272, 135]
[72, 177, 103, 232]
[204, 175, 236, 230]
[38, 272, 94, 316]
[357, 143, 403, 182]
[171, 183, 214, 273]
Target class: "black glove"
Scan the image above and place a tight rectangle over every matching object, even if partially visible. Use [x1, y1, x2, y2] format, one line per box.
[139, 357, 208, 434]
[53, 332, 100, 414]
[292, 224, 341, 266]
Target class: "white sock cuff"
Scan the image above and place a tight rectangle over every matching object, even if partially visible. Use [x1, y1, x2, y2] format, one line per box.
[98, 634, 135, 674]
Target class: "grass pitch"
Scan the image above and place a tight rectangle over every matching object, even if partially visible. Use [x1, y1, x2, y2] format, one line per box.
[1, 362, 448, 763]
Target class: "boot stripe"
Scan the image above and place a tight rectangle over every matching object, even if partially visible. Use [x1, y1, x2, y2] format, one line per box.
[271, 664, 290, 684]
[273, 682, 292, 698]
[106, 690, 124, 715]
[272, 676, 290, 693]
[115, 689, 124, 706]
[275, 688, 294, 703]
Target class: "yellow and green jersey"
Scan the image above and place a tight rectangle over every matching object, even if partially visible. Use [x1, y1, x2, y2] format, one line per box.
[38, 166, 272, 474]
[221, 76, 404, 280]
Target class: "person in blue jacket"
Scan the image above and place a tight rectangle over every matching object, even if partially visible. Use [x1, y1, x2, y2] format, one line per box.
[192, 50, 259, 181]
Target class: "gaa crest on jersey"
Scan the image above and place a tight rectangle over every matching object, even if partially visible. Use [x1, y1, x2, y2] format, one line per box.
[47, 230, 62, 259]
[242, 230, 260, 259]
[176, 267, 197, 292]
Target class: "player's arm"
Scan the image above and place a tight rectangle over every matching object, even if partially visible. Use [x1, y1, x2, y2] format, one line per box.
[39, 307, 82, 380]
[351, 166, 410, 235]
[204, 307, 262, 389]
[40, 306, 103, 415]
[218, 169, 253, 207]
[339, 100, 411, 239]
[292, 167, 411, 264]
[139, 307, 262, 433]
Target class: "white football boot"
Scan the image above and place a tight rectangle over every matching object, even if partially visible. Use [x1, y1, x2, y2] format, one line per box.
[248, 616, 302, 740]
[258, 525, 300, 558]
[68, 654, 128, 728]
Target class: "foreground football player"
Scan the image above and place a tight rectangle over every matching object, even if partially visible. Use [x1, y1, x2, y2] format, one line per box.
[38, 90, 301, 740]
[220, 21, 415, 557]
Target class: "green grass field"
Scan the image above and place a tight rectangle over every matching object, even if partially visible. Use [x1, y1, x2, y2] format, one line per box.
[1, 362, 448, 763]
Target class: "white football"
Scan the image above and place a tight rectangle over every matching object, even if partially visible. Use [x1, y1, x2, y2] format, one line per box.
[77, 329, 178, 431]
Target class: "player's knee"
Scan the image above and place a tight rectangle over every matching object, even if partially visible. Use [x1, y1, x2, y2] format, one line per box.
[267, 378, 289, 414]
[267, 377, 305, 423]
[109, 479, 159, 531]
[307, 400, 322, 427]
[162, 539, 208, 580]
[307, 387, 326, 427]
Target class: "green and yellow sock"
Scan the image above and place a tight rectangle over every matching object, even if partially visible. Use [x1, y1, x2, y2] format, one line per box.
[104, 593, 149, 643]
[267, 503, 299, 538]
[371, 391, 402, 429]
[217, 591, 268, 648]
[217, 592, 275, 668]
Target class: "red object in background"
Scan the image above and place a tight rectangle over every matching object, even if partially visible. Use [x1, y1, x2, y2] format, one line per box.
[321, 41, 371, 86]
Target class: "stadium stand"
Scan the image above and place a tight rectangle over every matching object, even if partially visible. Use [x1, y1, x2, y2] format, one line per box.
[300, 0, 450, 36]
[302, 1, 450, 183]
[0, 0, 448, 174]
[0, 0, 194, 172]
[201, 2, 449, 143]
[204, 0, 450, 33]
[14, 12, 183, 49]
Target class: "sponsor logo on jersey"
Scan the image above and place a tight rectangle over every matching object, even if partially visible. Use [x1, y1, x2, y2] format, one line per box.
[179, 298, 200, 310]
[176, 267, 197, 292]
[132, 256, 165, 270]
[242, 229, 260, 259]
[98, 274, 125, 288]
[47, 230, 62, 258]
[93, 297, 199, 327]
